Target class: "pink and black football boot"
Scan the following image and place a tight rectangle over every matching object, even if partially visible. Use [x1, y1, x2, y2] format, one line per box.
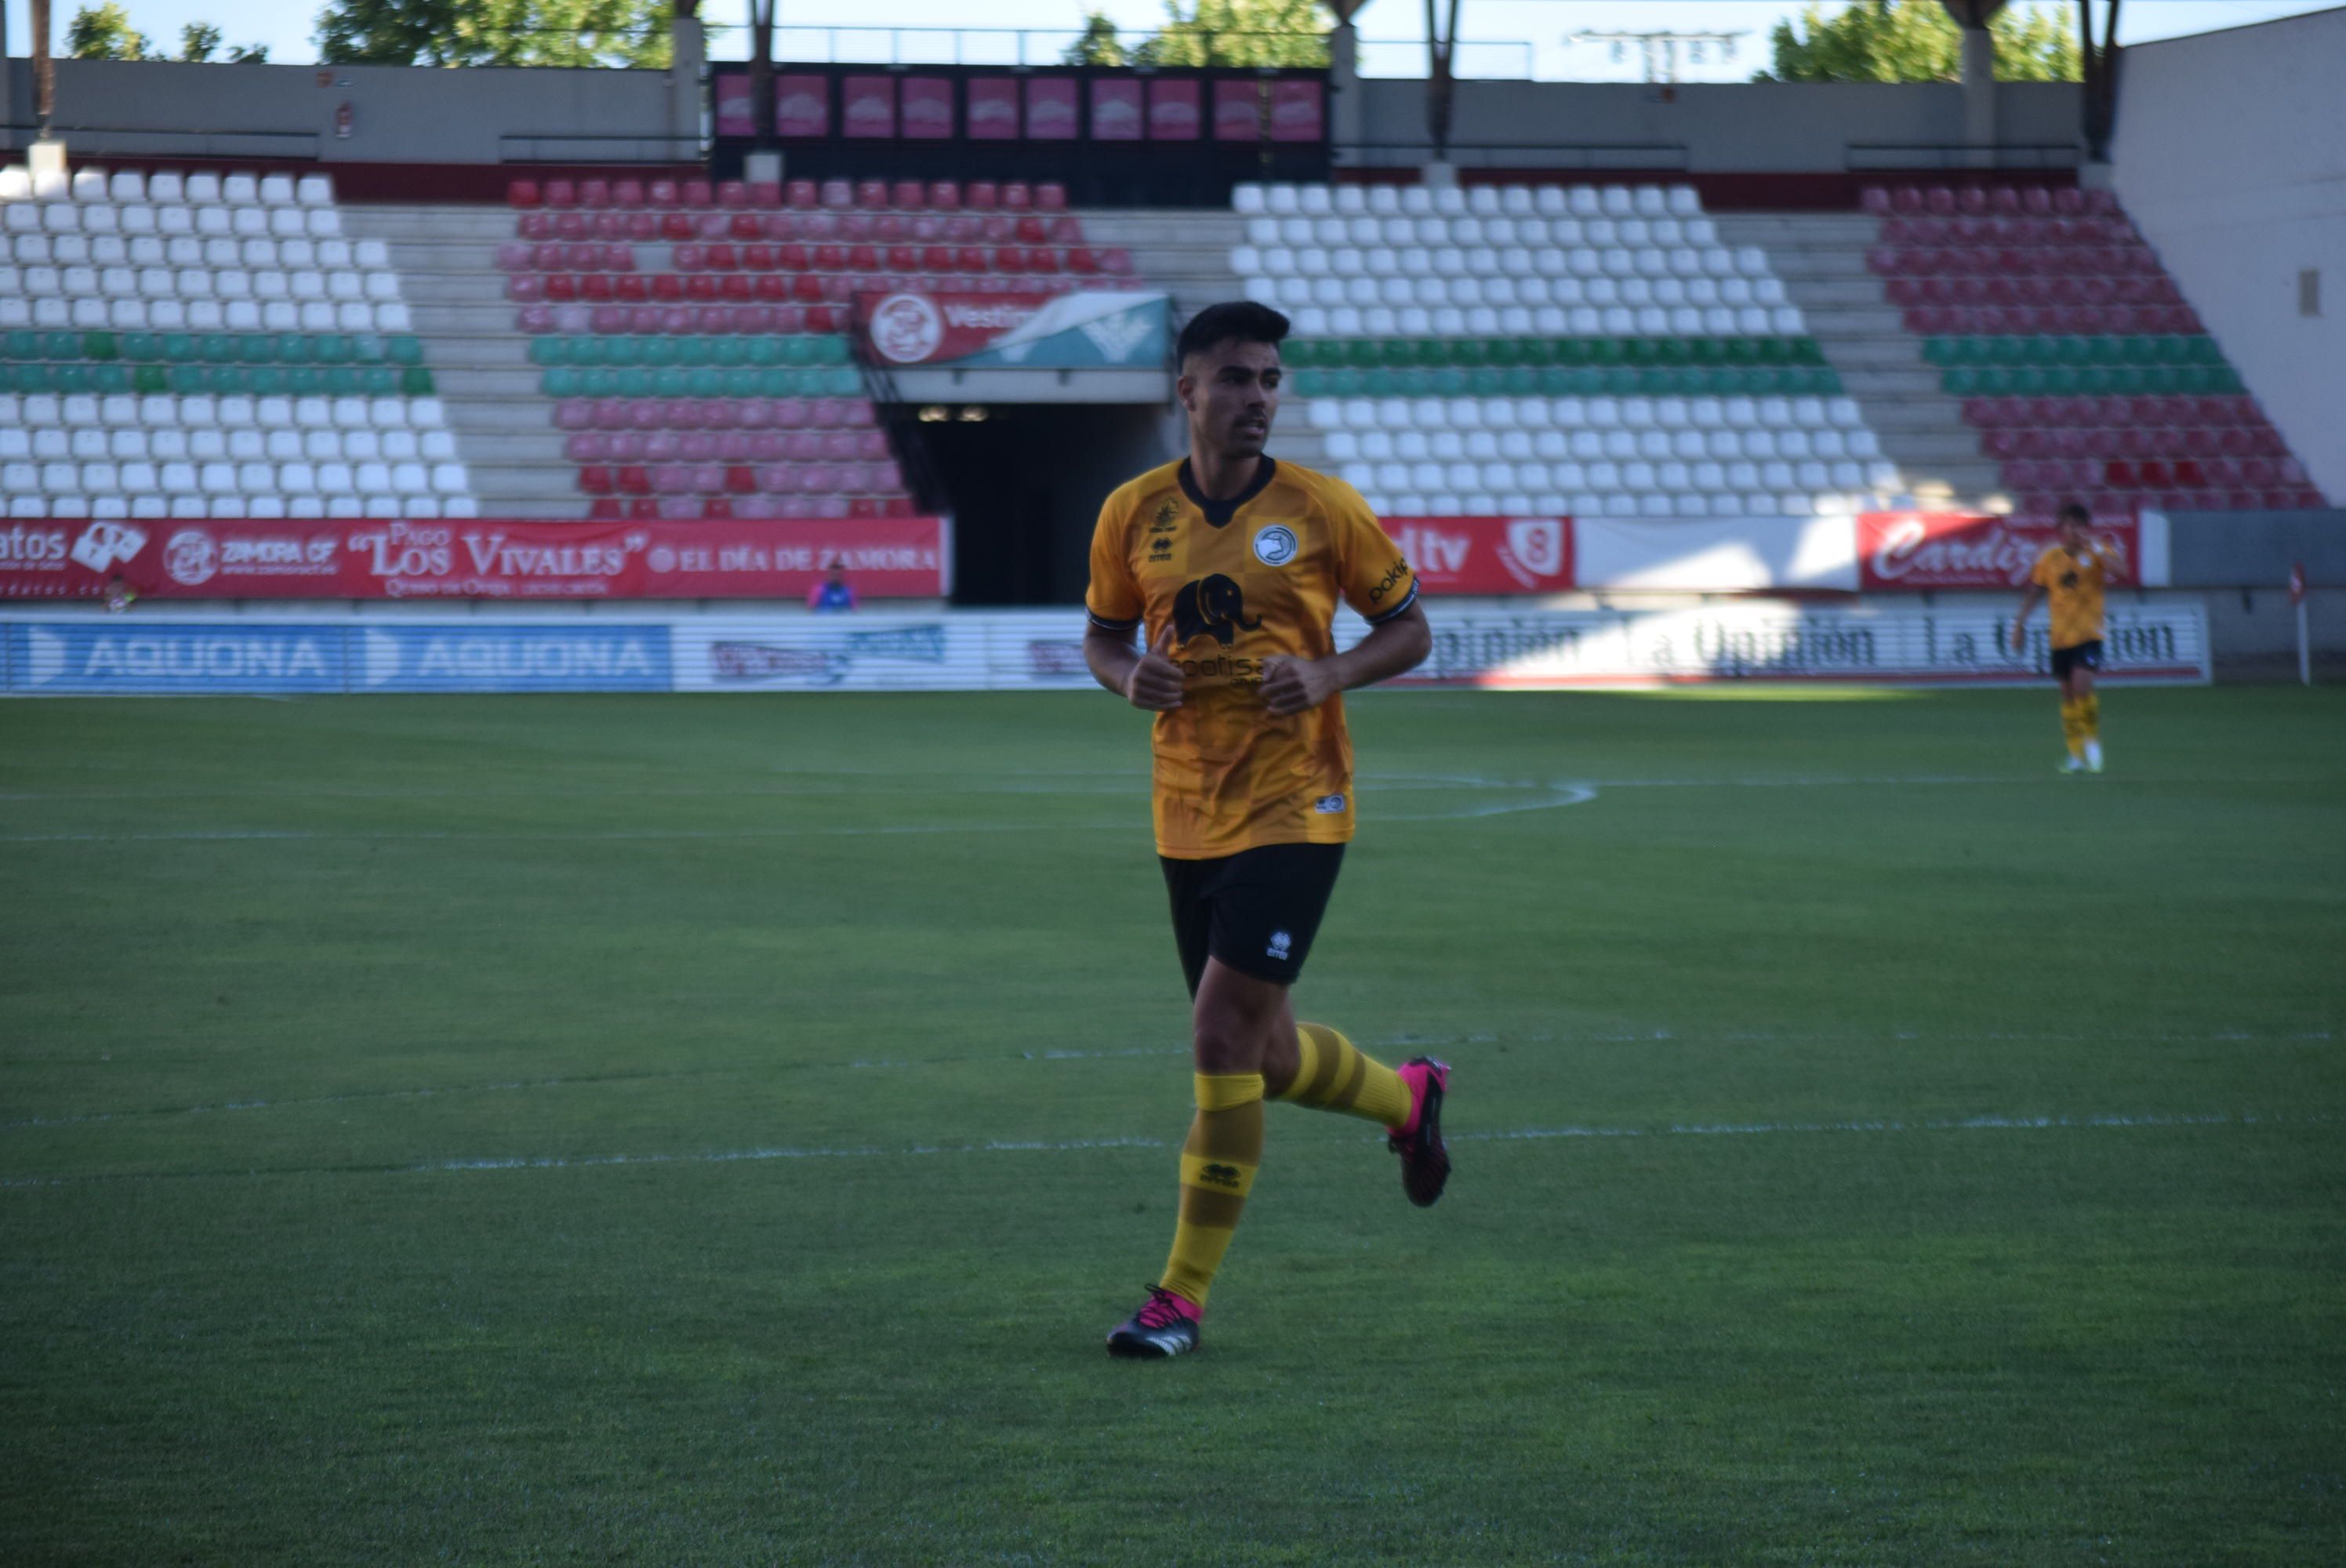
[1388, 1056, 1451, 1207]
[1106, 1285, 1202, 1359]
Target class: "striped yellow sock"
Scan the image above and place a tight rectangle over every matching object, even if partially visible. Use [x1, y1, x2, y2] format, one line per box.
[1276, 1022, 1412, 1130]
[2079, 693, 2101, 741]
[2060, 699, 2086, 762]
[1157, 1073, 1263, 1311]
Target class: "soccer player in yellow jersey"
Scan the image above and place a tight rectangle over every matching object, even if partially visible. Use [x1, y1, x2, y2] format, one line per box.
[2012, 502, 2117, 774]
[1083, 301, 1439, 1358]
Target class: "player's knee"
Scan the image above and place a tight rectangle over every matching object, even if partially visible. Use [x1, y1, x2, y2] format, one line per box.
[1189, 1011, 1269, 1073]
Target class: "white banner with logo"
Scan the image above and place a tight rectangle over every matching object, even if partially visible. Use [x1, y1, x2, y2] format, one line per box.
[3, 598, 2210, 695]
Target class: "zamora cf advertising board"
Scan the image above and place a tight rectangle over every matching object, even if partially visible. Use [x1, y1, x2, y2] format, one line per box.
[1, 602, 2210, 695]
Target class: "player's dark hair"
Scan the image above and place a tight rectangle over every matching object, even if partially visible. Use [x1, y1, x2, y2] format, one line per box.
[2056, 500, 2090, 527]
[1177, 301, 1289, 369]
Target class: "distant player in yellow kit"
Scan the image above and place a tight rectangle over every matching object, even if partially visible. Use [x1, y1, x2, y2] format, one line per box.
[1082, 301, 1440, 1358]
[2012, 502, 2119, 774]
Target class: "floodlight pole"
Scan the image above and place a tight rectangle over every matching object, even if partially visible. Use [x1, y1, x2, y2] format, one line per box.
[2079, 0, 2123, 164]
[1423, 0, 1462, 182]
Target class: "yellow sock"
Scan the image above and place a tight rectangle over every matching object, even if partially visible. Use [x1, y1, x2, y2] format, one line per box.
[1157, 1073, 1263, 1311]
[2060, 699, 2086, 762]
[1276, 1022, 1413, 1129]
[2079, 693, 2101, 740]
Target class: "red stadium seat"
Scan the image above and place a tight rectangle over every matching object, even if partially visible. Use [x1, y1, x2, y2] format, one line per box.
[545, 179, 578, 209]
[786, 180, 819, 209]
[554, 211, 589, 241]
[579, 179, 611, 209]
[750, 180, 782, 207]
[847, 244, 880, 272]
[967, 180, 998, 211]
[579, 465, 615, 495]
[683, 179, 714, 209]
[508, 180, 542, 209]
[719, 180, 749, 209]
[1037, 182, 1067, 212]
[1002, 181, 1032, 211]
[928, 180, 961, 210]
[587, 497, 624, 519]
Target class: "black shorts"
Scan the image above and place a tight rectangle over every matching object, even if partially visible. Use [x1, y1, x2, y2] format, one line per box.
[1160, 842, 1346, 996]
[2050, 640, 2104, 680]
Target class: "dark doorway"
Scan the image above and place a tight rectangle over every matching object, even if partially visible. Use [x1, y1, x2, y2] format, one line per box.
[913, 402, 1175, 607]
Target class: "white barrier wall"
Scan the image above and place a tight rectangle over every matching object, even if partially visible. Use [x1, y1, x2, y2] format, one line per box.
[2111, 10, 2346, 503]
[0, 599, 2211, 695]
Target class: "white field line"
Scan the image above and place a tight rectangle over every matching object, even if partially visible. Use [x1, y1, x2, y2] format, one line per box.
[1, 1110, 2328, 1189]
[7, 1029, 2330, 1132]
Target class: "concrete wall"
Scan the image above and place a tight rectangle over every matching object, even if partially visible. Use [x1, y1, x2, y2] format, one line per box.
[0, 58, 690, 165]
[2111, 10, 2346, 503]
[1349, 79, 2082, 172]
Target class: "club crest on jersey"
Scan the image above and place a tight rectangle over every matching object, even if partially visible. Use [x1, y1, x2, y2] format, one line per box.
[1313, 793, 1346, 814]
[1149, 499, 1181, 533]
[1251, 524, 1298, 568]
[1171, 573, 1262, 648]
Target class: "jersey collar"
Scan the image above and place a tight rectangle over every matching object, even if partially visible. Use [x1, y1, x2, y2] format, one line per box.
[1178, 456, 1278, 529]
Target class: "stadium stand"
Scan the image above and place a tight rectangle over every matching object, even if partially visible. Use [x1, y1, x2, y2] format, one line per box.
[1859, 182, 2322, 518]
[1230, 181, 1898, 519]
[497, 176, 1123, 520]
[0, 164, 467, 521]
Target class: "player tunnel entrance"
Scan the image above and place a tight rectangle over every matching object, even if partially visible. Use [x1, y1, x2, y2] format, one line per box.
[909, 403, 1178, 607]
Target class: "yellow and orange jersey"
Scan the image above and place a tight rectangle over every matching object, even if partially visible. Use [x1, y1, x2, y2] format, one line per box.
[1086, 456, 1420, 859]
[2029, 543, 2115, 649]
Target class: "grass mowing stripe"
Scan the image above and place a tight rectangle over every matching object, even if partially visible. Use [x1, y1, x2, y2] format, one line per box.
[3, 1108, 2324, 1189]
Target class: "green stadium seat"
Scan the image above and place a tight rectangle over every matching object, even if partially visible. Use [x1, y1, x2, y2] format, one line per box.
[2152, 336, 2190, 365]
[528, 338, 564, 367]
[314, 334, 352, 365]
[239, 336, 277, 365]
[0, 331, 32, 361]
[594, 368, 634, 397]
[2143, 366, 2181, 394]
[1466, 368, 1507, 396]
[348, 334, 385, 365]
[1791, 339, 1826, 366]
[2078, 366, 2114, 395]
[1652, 338, 1689, 367]
[274, 332, 311, 365]
[1485, 338, 1521, 368]
[387, 336, 423, 366]
[132, 364, 165, 394]
[249, 367, 286, 397]
[361, 365, 398, 395]
[1451, 340, 1486, 368]
[1344, 339, 1381, 369]
[83, 332, 117, 361]
[543, 368, 580, 397]
[1502, 366, 1541, 396]
[2188, 337, 2222, 366]
[675, 338, 712, 368]
[1426, 368, 1465, 396]
[782, 336, 815, 367]
[1518, 337, 1552, 367]
[716, 366, 754, 397]
[93, 363, 131, 394]
[2041, 366, 2079, 394]
[166, 365, 208, 394]
[641, 337, 679, 368]
[213, 366, 252, 395]
[41, 330, 78, 361]
[813, 337, 851, 365]
[2108, 366, 2146, 394]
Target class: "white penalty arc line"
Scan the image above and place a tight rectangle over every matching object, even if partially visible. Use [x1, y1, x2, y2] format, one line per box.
[1, 1110, 2328, 1189]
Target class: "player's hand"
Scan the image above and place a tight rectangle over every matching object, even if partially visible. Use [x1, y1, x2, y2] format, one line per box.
[1124, 624, 1186, 711]
[2010, 624, 2028, 654]
[1258, 655, 1339, 717]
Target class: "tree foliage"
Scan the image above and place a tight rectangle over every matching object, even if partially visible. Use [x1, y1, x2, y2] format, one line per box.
[1066, 0, 1330, 69]
[1756, 0, 2081, 83]
[66, 2, 151, 60]
[314, 0, 674, 68]
[177, 21, 220, 61]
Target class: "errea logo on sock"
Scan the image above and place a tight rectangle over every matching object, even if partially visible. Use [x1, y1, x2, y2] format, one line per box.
[1266, 930, 1292, 961]
[1197, 1162, 1244, 1189]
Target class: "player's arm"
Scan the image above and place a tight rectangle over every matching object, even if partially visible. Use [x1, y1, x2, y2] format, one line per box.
[1260, 598, 1430, 717]
[1082, 492, 1181, 710]
[1087, 620, 1184, 711]
[1262, 488, 1432, 716]
[2010, 583, 2046, 651]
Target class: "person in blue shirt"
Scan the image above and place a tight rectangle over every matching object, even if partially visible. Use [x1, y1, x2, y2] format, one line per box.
[808, 566, 857, 613]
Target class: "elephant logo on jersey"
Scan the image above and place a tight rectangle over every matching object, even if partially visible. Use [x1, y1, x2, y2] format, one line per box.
[1171, 573, 1262, 647]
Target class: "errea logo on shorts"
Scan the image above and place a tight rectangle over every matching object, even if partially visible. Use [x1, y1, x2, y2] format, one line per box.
[1266, 930, 1293, 961]
[1313, 793, 1346, 814]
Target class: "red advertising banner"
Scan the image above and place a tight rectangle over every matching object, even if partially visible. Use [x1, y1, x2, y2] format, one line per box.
[0, 517, 946, 601]
[1858, 512, 2140, 591]
[775, 74, 829, 138]
[1385, 516, 1574, 596]
[900, 77, 953, 140]
[1091, 78, 1143, 141]
[967, 77, 1018, 140]
[841, 74, 895, 139]
[1026, 78, 1079, 140]
[1148, 79, 1201, 140]
[1215, 79, 1261, 141]
[859, 290, 1058, 366]
[1269, 80, 1324, 143]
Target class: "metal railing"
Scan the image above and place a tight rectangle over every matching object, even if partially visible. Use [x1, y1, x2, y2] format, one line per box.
[0, 123, 322, 159]
[1336, 140, 1693, 171]
[1847, 142, 2084, 170]
[497, 132, 706, 165]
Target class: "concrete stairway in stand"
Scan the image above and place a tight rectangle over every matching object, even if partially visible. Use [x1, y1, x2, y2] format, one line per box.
[340, 204, 584, 520]
[1074, 208, 1337, 476]
[1712, 212, 2003, 512]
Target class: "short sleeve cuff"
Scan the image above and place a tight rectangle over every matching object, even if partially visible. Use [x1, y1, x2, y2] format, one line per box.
[1364, 581, 1420, 625]
[1087, 608, 1142, 633]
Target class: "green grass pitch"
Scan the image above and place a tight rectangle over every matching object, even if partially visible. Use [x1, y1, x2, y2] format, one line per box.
[3, 686, 2342, 1565]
